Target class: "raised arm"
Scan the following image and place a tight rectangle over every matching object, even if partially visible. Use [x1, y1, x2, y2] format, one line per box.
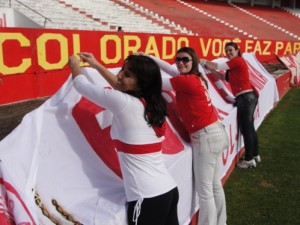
[149, 55, 179, 77]
[68, 55, 83, 79]
[199, 59, 228, 80]
[135, 52, 179, 77]
[208, 68, 226, 80]
[78, 52, 118, 89]
[68, 55, 126, 113]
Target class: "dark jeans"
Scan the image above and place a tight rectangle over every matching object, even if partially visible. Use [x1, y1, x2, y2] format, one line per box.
[127, 187, 179, 225]
[236, 91, 259, 161]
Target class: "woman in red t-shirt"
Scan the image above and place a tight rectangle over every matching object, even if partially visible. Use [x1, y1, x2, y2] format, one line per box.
[141, 47, 229, 225]
[200, 42, 260, 169]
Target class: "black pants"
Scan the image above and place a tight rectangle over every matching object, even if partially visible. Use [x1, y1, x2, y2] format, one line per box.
[127, 187, 179, 225]
[236, 91, 259, 161]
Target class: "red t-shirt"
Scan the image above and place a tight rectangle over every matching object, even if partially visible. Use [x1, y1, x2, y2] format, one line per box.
[226, 57, 252, 96]
[170, 74, 218, 134]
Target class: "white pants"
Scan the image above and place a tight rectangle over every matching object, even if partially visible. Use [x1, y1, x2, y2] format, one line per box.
[191, 122, 229, 225]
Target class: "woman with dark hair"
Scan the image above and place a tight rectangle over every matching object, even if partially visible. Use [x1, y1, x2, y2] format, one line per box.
[68, 53, 179, 225]
[140, 47, 229, 225]
[200, 41, 260, 169]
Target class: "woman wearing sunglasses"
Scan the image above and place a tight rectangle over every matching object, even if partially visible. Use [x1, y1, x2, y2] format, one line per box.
[199, 42, 260, 169]
[68, 53, 179, 225]
[138, 47, 229, 225]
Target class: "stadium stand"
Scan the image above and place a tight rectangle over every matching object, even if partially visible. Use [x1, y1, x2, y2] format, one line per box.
[231, 4, 300, 41]
[1, 0, 299, 40]
[0, 0, 186, 34]
[128, 0, 300, 41]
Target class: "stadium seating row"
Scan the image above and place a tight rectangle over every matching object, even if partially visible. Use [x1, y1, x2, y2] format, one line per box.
[0, 0, 299, 40]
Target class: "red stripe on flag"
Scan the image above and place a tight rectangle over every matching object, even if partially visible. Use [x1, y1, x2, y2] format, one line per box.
[72, 97, 122, 178]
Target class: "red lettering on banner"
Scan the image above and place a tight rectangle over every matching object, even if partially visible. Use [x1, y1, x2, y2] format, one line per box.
[0, 179, 36, 225]
[222, 123, 236, 165]
[246, 62, 268, 91]
[72, 96, 185, 177]
[0, 212, 13, 225]
[215, 108, 229, 122]
[206, 72, 234, 104]
[5, 193, 13, 214]
[279, 54, 300, 86]
[222, 148, 229, 166]
[254, 101, 260, 120]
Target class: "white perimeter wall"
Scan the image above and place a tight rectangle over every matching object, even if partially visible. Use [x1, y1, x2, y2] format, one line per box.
[0, 7, 40, 28]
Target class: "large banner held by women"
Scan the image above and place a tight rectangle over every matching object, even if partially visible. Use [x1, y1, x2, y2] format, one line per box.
[0, 53, 278, 225]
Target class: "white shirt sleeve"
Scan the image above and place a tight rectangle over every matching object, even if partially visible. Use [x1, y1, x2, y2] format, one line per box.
[149, 55, 179, 77]
[73, 75, 127, 113]
[162, 77, 174, 91]
[217, 62, 230, 70]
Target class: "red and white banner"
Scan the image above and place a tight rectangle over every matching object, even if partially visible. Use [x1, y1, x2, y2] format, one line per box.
[200, 52, 279, 179]
[0, 53, 278, 225]
[278, 51, 300, 86]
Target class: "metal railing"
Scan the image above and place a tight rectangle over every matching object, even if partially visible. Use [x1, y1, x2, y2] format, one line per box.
[14, 0, 52, 27]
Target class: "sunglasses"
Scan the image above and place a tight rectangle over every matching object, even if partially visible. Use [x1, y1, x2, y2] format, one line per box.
[175, 57, 193, 64]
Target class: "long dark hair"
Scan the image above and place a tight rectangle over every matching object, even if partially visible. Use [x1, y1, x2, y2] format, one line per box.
[176, 47, 208, 88]
[123, 55, 167, 128]
[225, 42, 242, 81]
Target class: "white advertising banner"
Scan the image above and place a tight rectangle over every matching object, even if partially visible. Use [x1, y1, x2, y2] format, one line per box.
[0, 53, 279, 225]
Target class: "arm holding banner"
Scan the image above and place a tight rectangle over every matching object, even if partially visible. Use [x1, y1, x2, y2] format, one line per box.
[149, 55, 179, 77]
[199, 59, 227, 80]
[135, 52, 179, 77]
[69, 53, 119, 89]
[68, 55, 82, 78]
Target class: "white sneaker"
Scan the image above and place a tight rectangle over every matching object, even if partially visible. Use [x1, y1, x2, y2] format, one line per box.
[237, 159, 256, 169]
[254, 155, 261, 163]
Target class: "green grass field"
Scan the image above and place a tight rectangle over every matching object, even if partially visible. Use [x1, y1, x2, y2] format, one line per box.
[224, 85, 300, 225]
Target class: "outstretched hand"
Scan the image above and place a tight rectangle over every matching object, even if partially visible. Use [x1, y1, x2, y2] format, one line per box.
[68, 55, 80, 68]
[78, 52, 99, 68]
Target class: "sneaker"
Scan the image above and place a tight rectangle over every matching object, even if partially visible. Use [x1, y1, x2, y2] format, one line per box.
[254, 155, 261, 163]
[237, 159, 256, 169]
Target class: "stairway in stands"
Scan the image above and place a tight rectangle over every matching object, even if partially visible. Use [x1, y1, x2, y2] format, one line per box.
[128, 0, 300, 41]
